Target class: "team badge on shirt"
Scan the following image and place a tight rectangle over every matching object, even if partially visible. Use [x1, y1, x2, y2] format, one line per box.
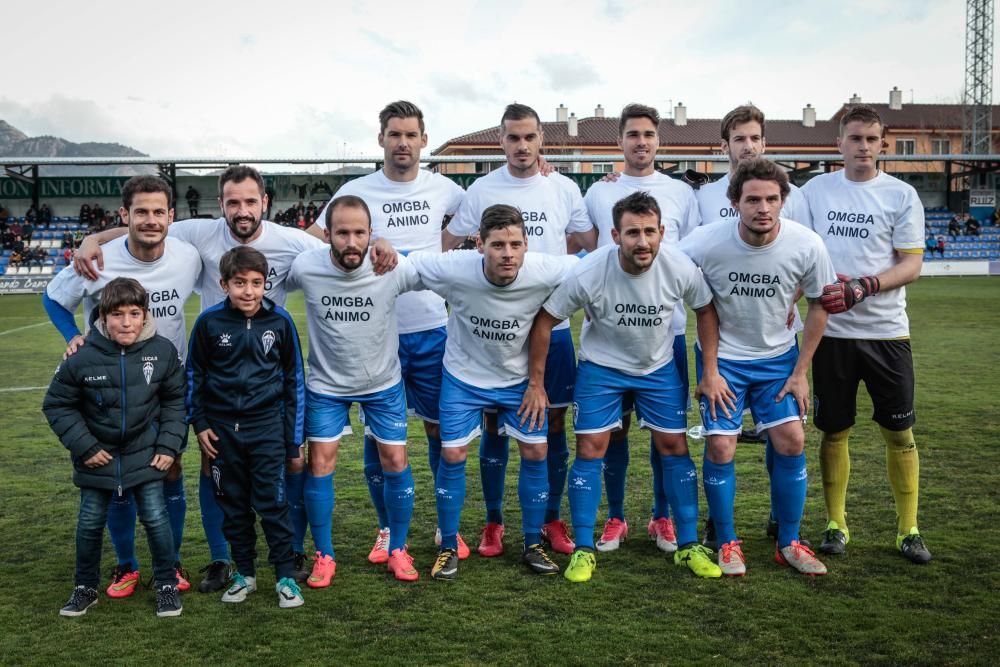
[143, 361, 154, 385]
[218, 333, 231, 347]
[262, 330, 276, 355]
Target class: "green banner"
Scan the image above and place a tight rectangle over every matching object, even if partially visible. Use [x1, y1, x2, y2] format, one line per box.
[0, 177, 129, 199]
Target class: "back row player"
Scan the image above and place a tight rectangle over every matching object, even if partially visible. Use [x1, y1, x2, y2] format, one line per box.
[70, 167, 394, 594]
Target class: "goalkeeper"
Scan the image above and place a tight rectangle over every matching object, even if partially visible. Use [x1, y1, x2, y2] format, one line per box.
[799, 104, 930, 565]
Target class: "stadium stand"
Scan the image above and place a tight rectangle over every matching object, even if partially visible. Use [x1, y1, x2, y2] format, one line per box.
[923, 207, 1000, 261]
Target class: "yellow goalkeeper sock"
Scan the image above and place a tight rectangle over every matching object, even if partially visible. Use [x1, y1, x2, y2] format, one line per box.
[819, 428, 852, 532]
[882, 426, 920, 535]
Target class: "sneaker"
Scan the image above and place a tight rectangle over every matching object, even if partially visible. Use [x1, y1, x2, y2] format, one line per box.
[674, 544, 723, 578]
[776, 540, 827, 576]
[174, 563, 191, 592]
[435, 528, 471, 560]
[221, 573, 257, 603]
[898, 529, 932, 564]
[818, 521, 849, 555]
[702, 518, 718, 551]
[718, 540, 747, 577]
[276, 577, 305, 608]
[307, 552, 336, 588]
[477, 522, 505, 557]
[368, 527, 390, 564]
[60, 586, 98, 617]
[198, 560, 232, 593]
[564, 549, 597, 583]
[541, 519, 575, 555]
[431, 548, 459, 581]
[106, 564, 140, 599]
[647, 517, 678, 554]
[522, 544, 559, 575]
[596, 518, 629, 552]
[387, 547, 420, 582]
[155, 585, 183, 617]
[292, 552, 310, 583]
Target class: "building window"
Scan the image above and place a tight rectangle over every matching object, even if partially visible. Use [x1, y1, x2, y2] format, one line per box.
[930, 138, 950, 155]
[592, 163, 614, 174]
[895, 139, 916, 155]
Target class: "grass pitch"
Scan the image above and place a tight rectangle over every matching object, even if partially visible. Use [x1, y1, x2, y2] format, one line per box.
[0, 277, 998, 665]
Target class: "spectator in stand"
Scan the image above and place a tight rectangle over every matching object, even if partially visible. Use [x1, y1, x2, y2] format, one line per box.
[185, 186, 200, 217]
[2, 230, 13, 250]
[63, 246, 73, 266]
[948, 214, 962, 239]
[62, 231, 75, 249]
[12, 235, 25, 255]
[79, 204, 92, 227]
[25, 204, 37, 224]
[305, 201, 317, 222]
[992, 208, 1000, 226]
[74, 229, 85, 246]
[10, 220, 22, 239]
[925, 235, 936, 256]
[93, 203, 105, 224]
[0, 203, 9, 230]
[936, 236, 945, 257]
[965, 216, 980, 236]
[9, 249, 23, 269]
[265, 185, 276, 220]
[21, 220, 34, 243]
[40, 203, 53, 224]
[30, 244, 46, 267]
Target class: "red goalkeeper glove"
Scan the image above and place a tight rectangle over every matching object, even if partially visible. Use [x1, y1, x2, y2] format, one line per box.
[820, 274, 880, 314]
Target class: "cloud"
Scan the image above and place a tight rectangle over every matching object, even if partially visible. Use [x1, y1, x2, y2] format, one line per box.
[535, 54, 601, 92]
[428, 74, 501, 105]
[0, 95, 121, 144]
[361, 29, 409, 57]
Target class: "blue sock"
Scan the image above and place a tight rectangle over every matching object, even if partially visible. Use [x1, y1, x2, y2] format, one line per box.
[567, 457, 603, 550]
[436, 459, 466, 551]
[363, 435, 389, 529]
[702, 457, 737, 545]
[518, 458, 548, 547]
[107, 490, 139, 570]
[544, 431, 569, 523]
[198, 472, 229, 563]
[650, 439, 670, 520]
[427, 435, 442, 483]
[765, 435, 776, 521]
[480, 431, 508, 524]
[661, 455, 699, 546]
[604, 435, 629, 521]
[304, 472, 335, 558]
[285, 471, 306, 554]
[384, 466, 415, 552]
[162, 476, 186, 563]
[771, 451, 808, 548]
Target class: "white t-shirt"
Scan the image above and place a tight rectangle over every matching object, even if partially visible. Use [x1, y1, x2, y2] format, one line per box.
[679, 219, 836, 360]
[315, 169, 465, 334]
[286, 250, 422, 397]
[584, 171, 701, 335]
[696, 172, 810, 225]
[409, 250, 578, 388]
[169, 218, 325, 311]
[542, 244, 712, 375]
[801, 170, 924, 339]
[46, 236, 201, 361]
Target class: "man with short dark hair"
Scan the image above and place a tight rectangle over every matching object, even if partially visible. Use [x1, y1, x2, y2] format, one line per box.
[442, 103, 595, 559]
[800, 104, 930, 564]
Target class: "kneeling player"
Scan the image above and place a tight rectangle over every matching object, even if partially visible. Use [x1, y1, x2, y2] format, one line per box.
[525, 191, 722, 582]
[680, 158, 834, 576]
[410, 204, 578, 580]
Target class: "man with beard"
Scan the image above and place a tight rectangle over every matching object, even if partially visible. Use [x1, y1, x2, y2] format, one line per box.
[44, 175, 201, 598]
[75, 166, 396, 592]
[288, 195, 425, 584]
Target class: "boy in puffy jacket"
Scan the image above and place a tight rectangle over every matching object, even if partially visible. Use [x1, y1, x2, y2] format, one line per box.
[43, 277, 187, 618]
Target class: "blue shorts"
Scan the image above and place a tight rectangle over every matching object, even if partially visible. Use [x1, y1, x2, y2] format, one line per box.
[545, 327, 577, 408]
[399, 325, 446, 423]
[439, 370, 548, 448]
[572, 359, 688, 435]
[305, 382, 408, 446]
[695, 345, 801, 436]
[619, 334, 689, 418]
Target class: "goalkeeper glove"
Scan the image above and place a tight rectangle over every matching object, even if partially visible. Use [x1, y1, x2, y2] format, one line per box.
[821, 274, 880, 314]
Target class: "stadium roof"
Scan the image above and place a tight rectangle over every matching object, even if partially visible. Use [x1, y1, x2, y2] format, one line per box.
[432, 103, 1000, 154]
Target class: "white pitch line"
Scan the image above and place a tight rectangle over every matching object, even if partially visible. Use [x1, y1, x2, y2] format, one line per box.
[0, 321, 49, 337]
[0, 386, 48, 393]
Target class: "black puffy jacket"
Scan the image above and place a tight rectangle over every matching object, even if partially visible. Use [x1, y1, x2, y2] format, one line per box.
[42, 312, 187, 493]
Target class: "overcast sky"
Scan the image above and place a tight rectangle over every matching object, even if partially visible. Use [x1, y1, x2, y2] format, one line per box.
[1, 0, 993, 160]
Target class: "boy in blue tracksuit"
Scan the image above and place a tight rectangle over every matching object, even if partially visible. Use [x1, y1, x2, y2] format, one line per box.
[43, 277, 187, 618]
[187, 246, 306, 608]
